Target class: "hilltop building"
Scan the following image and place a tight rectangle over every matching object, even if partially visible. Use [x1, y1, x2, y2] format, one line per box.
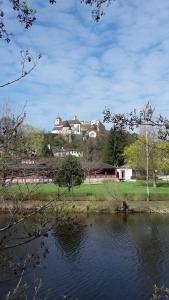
[51, 115, 105, 138]
[52, 115, 81, 135]
[53, 147, 83, 158]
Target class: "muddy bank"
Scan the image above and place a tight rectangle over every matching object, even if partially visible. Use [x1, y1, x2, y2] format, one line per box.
[1, 199, 169, 214]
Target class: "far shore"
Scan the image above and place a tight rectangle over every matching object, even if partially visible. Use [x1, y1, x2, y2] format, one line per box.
[0, 181, 169, 214]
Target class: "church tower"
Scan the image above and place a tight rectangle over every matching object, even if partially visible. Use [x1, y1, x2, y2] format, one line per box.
[55, 116, 62, 126]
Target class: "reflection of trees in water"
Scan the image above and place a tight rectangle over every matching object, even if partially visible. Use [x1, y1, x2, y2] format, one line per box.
[101, 213, 168, 282]
[125, 214, 168, 279]
[106, 214, 128, 237]
[0, 217, 49, 263]
[53, 215, 86, 260]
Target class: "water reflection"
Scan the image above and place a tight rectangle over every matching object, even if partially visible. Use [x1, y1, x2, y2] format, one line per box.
[127, 215, 169, 286]
[52, 215, 86, 260]
[1, 214, 169, 300]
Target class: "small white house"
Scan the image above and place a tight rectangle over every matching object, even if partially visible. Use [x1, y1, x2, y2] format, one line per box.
[117, 166, 133, 181]
[88, 130, 97, 138]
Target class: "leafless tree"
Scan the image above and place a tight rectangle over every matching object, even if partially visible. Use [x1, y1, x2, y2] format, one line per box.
[0, 106, 71, 299]
[0, 0, 112, 88]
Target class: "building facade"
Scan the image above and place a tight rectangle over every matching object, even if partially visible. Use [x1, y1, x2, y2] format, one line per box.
[51, 115, 105, 138]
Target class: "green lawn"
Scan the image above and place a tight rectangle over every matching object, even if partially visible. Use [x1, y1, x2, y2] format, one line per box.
[5, 180, 169, 201]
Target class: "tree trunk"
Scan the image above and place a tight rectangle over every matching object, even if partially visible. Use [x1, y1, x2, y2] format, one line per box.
[153, 170, 157, 188]
[145, 127, 150, 201]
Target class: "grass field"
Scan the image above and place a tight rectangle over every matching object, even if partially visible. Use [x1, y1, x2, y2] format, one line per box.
[1, 181, 169, 213]
[5, 180, 169, 202]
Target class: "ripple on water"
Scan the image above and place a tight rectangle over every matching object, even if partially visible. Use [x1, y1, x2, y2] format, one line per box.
[1, 214, 169, 300]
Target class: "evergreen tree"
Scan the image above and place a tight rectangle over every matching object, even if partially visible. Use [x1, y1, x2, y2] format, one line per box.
[103, 128, 136, 166]
[54, 155, 85, 192]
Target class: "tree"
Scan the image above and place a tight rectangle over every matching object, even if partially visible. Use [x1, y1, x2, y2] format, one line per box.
[0, 0, 112, 43]
[81, 132, 107, 163]
[103, 127, 136, 166]
[81, 0, 112, 21]
[0, 107, 68, 299]
[0, 107, 57, 252]
[124, 134, 169, 185]
[159, 142, 169, 175]
[0, 50, 41, 88]
[103, 103, 169, 200]
[103, 103, 169, 140]
[20, 123, 44, 156]
[0, 0, 112, 88]
[54, 155, 85, 192]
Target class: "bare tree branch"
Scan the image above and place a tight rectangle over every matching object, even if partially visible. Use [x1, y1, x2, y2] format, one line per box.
[103, 102, 169, 140]
[0, 50, 41, 88]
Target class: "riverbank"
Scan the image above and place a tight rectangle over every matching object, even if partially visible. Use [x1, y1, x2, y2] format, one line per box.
[1, 181, 169, 213]
[1, 199, 169, 214]
[4, 181, 169, 200]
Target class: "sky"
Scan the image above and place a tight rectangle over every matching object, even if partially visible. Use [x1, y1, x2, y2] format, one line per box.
[0, 0, 169, 131]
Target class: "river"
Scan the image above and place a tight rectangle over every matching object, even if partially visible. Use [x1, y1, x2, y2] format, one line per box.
[1, 213, 169, 299]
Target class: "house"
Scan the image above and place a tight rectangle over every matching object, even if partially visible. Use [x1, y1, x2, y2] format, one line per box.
[85, 162, 118, 183]
[81, 119, 106, 137]
[116, 166, 133, 181]
[88, 130, 97, 138]
[85, 163, 135, 183]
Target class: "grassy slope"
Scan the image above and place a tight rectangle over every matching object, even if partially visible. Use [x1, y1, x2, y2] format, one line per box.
[6, 181, 169, 201]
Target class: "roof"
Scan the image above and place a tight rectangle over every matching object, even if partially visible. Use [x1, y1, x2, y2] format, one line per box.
[91, 163, 116, 170]
[62, 120, 71, 128]
[52, 126, 63, 131]
[69, 119, 81, 125]
[117, 165, 131, 170]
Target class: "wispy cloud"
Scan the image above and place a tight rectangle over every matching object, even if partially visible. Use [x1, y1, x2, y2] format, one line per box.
[1, 0, 169, 130]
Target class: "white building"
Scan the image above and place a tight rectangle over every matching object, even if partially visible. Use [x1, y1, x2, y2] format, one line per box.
[117, 166, 133, 181]
[52, 116, 81, 135]
[54, 148, 83, 158]
[52, 115, 105, 138]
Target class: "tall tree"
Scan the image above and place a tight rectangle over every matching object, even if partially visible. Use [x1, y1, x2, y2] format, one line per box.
[124, 135, 169, 178]
[124, 135, 169, 188]
[103, 127, 136, 166]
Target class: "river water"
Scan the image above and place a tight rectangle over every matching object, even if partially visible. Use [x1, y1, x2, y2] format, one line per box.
[1, 213, 169, 299]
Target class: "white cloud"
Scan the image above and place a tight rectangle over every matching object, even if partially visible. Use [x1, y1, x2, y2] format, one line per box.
[0, 0, 169, 130]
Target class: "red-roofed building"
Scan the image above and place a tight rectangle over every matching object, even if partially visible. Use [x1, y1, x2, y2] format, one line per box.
[52, 115, 105, 137]
[52, 115, 81, 135]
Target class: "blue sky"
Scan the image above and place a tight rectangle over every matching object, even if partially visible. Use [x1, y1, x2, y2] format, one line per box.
[1, 0, 169, 131]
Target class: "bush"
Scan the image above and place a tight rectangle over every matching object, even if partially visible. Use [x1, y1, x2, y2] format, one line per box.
[131, 175, 146, 180]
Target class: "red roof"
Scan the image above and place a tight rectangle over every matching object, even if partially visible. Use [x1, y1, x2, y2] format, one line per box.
[69, 119, 81, 125]
[52, 126, 63, 131]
